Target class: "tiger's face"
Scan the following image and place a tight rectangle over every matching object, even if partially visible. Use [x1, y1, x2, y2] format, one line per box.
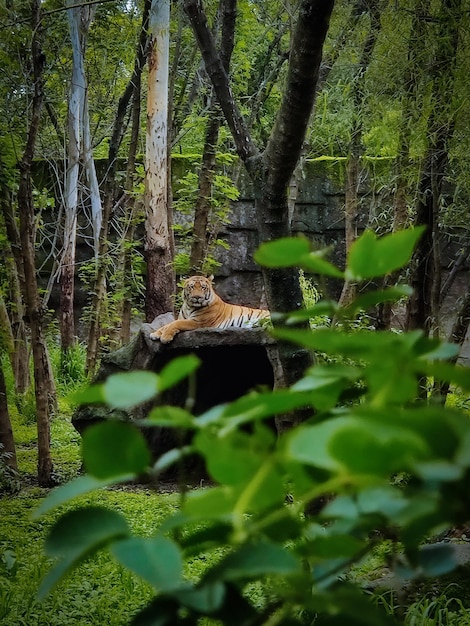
[183, 276, 214, 309]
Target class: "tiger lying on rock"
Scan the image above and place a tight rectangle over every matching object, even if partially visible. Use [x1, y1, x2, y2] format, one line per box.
[150, 275, 270, 344]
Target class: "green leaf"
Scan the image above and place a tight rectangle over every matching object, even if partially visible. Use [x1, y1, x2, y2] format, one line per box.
[301, 534, 364, 560]
[273, 328, 401, 357]
[413, 460, 463, 482]
[102, 371, 159, 408]
[300, 252, 344, 278]
[254, 237, 311, 267]
[344, 285, 413, 313]
[329, 425, 428, 475]
[417, 543, 459, 576]
[158, 355, 200, 393]
[72, 383, 105, 405]
[421, 362, 470, 391]
[82, 421, 151, 479]
[356, 486, 408, 518]
[206, 541, 301, 582]
[33, 473, 136, 518]
[152, 446, 194, 475]
[143, 406, 197, 429]
[286, 419, 347, 471]
[285, 300, 338, 324]
[347, 227, 425, 280]
[111, 536, 183, 591]
[184, 486, 237, 520]
[174, 582, 225, 613]
[39, 506, 130, 599]
[219, 389, 313, 431]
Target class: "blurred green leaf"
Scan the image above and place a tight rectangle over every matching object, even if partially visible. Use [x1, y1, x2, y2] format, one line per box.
[143, 405, 197, 429]
[255, 237, 344, 277]
[300, 534, 364, 560]
[33, 473, 136, 518]
[300, 252, 344, 278]
[285, 300, 338, 324]
[82, 421, 151, 479]
[218, 389, 313, 431]
[112, 536, 183, 591]
[329, 424, 428, 475]
[417, 543, 459, 576]
[103, 371, 159, 408]
[254, 237, 311, 267]
[152, 446, 194, 475]
[347, 227, 424, 280]
[39, 506, 130, 599]
[174, 582, 225, 613]
[206, 541, 301, 582]
[72, 383, 105, 405]
[183, 486, 237, 520]
[344, 285, 413, 314]
[158, 355, 200, 393]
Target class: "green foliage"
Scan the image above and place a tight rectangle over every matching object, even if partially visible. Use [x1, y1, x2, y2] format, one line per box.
[0, 488, 179, 625]
[34, 229, 470, 624]
[172, 170, 238, 275]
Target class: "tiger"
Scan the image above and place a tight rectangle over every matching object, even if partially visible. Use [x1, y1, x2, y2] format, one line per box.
[149, 275, 270, 344]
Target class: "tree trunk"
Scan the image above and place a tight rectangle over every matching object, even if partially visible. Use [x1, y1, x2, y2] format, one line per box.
[405, 0, 461, 336]
[86, 0, 150, 370]
[189, 0, 236, 274]
[376, 2, 426, 331]
[337, 0, 381, 310]
[184, 0, 335, 393]
[0, 360, 17, 472]
[0, 182, 30, 393]
[17, 0, 55, 486]
[60, 0, 95, 352]
[144, 0, 175, 321]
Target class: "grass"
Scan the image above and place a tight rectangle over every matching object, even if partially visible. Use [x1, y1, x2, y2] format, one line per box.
[0, 350, 186, 625]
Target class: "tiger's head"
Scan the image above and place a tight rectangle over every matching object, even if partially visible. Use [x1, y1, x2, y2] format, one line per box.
[182, 276, 215, 309]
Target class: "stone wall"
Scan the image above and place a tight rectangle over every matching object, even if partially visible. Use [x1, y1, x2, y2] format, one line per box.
[33, 158, 470, 363]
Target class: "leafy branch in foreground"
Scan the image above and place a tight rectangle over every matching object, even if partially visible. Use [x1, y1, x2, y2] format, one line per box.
[35, 228, 470, 625]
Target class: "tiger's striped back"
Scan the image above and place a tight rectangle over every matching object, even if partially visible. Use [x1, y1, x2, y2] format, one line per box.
[212, 303, 270, 329]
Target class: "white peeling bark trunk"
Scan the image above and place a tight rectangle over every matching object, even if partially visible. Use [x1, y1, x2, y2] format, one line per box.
[144, 0, 175, 320]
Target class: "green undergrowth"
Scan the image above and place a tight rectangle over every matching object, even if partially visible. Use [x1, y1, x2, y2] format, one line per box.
[0, 487, 181, 626]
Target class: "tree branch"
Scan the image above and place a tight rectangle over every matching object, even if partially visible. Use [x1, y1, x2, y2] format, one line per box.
[264, 0, 335, 197]
[183, 0, 259, 164]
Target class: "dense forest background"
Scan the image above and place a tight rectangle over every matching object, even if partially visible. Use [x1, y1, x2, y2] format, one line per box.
[1, 0, 470, 487]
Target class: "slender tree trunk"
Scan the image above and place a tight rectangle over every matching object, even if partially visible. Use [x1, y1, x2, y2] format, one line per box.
[17, 0, 55, 486]
[376, 2, 426, 331]
[0, 360, 17, 472]
[337, 0, 381, 310]
[145, 0, 175, 321]
[189, 0, 236, 274]
[60, 0, 94, 352]
[0, 184, 30, 393]
[86, 0, 150, 367]
[0, 292, 17, 379]
[405, 0, 461, 336]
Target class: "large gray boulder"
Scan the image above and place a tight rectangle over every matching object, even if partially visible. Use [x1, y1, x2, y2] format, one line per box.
[72, 315, 280, 476]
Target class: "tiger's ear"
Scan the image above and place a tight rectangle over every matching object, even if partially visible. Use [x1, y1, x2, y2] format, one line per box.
[208, 274, 214, 282]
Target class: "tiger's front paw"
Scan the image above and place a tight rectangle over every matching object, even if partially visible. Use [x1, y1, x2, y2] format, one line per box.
[149, 324, 178, 344]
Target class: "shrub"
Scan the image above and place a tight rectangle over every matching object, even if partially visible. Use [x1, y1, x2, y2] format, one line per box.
[35, 228, 470, 625]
